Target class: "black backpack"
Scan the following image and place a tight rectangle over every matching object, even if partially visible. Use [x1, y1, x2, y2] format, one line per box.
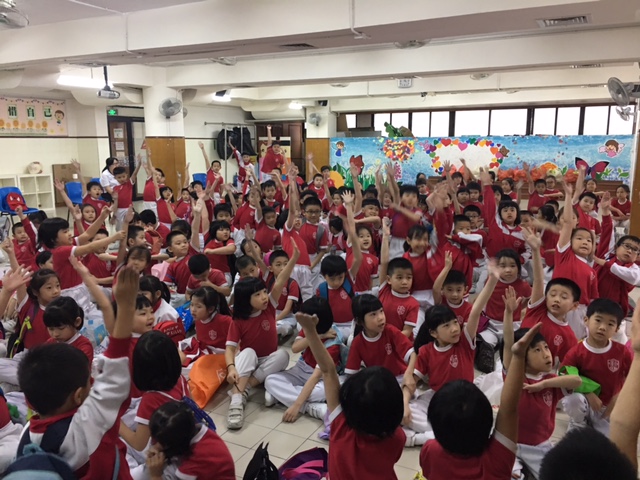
[243, 442, 279, 480]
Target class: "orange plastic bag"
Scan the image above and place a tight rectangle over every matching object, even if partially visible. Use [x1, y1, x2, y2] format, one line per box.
[187, 354, 228, 408]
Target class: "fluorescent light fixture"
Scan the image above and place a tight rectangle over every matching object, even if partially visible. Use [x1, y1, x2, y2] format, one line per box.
[289, 101, 303, 110]
[57, 74, 107, 89]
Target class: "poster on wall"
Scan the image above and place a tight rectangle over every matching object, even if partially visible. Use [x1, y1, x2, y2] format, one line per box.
[0, 97, 68, 136]
[328, 134, 636, 188]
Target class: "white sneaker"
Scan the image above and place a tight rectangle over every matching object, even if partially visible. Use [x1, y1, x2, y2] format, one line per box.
[305, 402, 327, 420]
[264, 390, 276, 407]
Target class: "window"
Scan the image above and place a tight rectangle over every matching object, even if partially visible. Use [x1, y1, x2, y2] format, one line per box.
[533, 108, 556, 135]
[391, 112, 409, 129]
[411, 112, 430, 136]
[555, 107, 580, 135]
[430, 111, 450, 137]
[345, 114, 356, 129]
[608, 106, 635, 135]
[455, 110, 489, 136]
[374, 113, 391, 136]
[490, 109, 527, 135]
[582, 106, 609, 135]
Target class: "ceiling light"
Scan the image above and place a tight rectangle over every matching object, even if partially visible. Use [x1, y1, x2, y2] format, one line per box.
[289, 101, 303, 110]
[57, 75, 107, 89]
[393, 40, 427, 49]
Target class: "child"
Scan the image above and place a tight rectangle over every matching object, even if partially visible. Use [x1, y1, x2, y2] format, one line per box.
[537, 204, 560, 268]
[378, 220, 419, 337]
[264, 297, 339, 423]
[186, 254, 231, 299]
[403, 262, 499, 447]
[521, 229, 581, 367]
[15, 267, 138, 478]
[224, 243, 299, 429]
[43, 296, 94, 363]
[139, 276, 179, 325]
[139, 210, 170, 248]
[561, 299, 631, 434]
[432, 252, 472, 326]
[145, 401, 235, 480]
[402, 223, 435, 312]
[545, 175, 563, 199]
[389, 182, 422, 260]
[297, 309, 406, 480]
[573, 167, 601, 235]
[466, 181, 483, 209]
[119, 330, 188, 456]
[81, 228, 117, 287]
[112, 160, 142, 230]
[179, 287, 231, 367]
[348, 225, 378, 293]
[418, 324, 543, 479]
[260, 125, 285, 181]
[11, 220, 37, 271]
[36, 250, 53, 270]
[553, 181, 598, 340]
[501, 287, 581, 478]
[528, 179, 548, 214]
[204, 220, 235, 285]
[299, 196, 329, 288]
[501, 177, 519, 201]
[254, 204, 281, 253]
[611, 184, 630, 234]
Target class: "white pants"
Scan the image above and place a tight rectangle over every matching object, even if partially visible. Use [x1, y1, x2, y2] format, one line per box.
[116, 207, 128, 231]
[264, 360, 326, 409]
[389, 237, 405, 260]
[308, 253, 324, 293]
[235, 348, 289, 383]
[276, 312, 296, 336]
[0, 421, 22, 470]
[411, 289, 433, 334]
[517, 441, 553, 480]
[0, 350, 26, 386]
[480, 319, 518, 348]
[566, 304, 588, 341]
[406, 389, 435, 435]
[142, 201, 157, 216]
[291, 264, 313, 302]
[562, 392, 610, 435]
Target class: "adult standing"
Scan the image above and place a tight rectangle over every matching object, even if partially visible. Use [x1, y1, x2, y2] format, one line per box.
[100, 157, 120, 194]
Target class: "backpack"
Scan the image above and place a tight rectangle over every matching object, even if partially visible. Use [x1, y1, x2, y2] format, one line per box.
[243, 443, 279, 480]
[321, 326, 350, 375]
[4, 444, 76, 480]
[5, 192, 27, 212]
[153, 320, 186, 345]
[7, 301, 38, 358]
[266, 276, 299, 314]
[278, 447, 328, 480]
[156, 378, 217, 431]
[318, 277, 354, 300]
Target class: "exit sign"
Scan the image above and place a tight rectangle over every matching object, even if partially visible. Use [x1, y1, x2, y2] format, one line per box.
[107, 108, 118, 116]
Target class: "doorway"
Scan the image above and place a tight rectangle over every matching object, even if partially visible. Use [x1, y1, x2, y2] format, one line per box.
[107, 116, 146, 199]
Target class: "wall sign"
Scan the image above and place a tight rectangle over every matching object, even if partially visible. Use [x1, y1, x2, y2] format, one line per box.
[0, 97, 68, 136]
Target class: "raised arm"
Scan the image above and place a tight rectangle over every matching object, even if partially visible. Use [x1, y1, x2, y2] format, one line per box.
[0, 240, 28, 305]
[70, 159, 87, 198]
[0, 266, 31, 321]
[190, 199, 203, 252]
[343, 191, 362, 279]
[270, 243, 299, 302]
[70, 256, 115, 334]
[523, 162, 534, 195]
[378, 217, 391, 282]
[432, 251, 453, 305]
[466, 260, 499, 338]
[502, 286, 522, 371]
[572, 166, 586, 204]
[350, 165, 363, 214]
[385, 162, 400, 204]
[522, 228, 544, 304]
[266, 124, 273, 148]
[74, 229, 125, 257]
[558, 181, 574, 248]
[129, 155, 142, 185]
[244, 225, 268, 275]
[54, 178, 76, 213]
[198, 141, 211, 171]
[76, 206, 111, 246]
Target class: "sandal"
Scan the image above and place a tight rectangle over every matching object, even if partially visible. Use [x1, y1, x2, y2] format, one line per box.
[227, 402, 245, 430]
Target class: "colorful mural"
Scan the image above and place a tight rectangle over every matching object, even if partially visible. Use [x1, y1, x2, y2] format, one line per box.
[0, 97, 68, 136]
[329, 135, 635, 188]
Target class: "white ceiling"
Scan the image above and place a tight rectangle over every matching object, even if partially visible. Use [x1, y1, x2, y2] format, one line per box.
[2, 0, 640, 113]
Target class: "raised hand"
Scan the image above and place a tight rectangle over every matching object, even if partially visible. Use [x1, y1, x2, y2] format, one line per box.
[522, 162, 530, 173]
[71, 159, 81, 173]
[0, 266, 32, 292]
[522, 227, 542, 250]
[124, 206, 135, 224]
[442, 160, 452, 173]
[486, 258, 501, 281]
[600, 191, 611, 211]
[502, 286, 522, 314]
[69, 255, 91, 277]
[295, 312, 319, 331]
[0, 239, 13, 254]
[341, 191, 355, 206]
[444, 251, 453, 269]
[72, 205, 83, 222]
[244, 223, 254, 242]
[54, 178, 65, 192]
[198, 141, 204, 150]
[381, 217, 391, 237]
[512, 323, 542, 358]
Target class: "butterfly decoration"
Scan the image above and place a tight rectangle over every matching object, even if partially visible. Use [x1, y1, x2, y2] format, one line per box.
[574, 157, 609, 178]
[349, 155, 364, 175]
[598, 141, 625, 158]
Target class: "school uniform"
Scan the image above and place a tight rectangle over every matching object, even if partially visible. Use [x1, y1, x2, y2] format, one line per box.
[527, 192, 547, 213]
[282, 224, 313, 301]
[0, 394, 21, 471]
[403, 250, 435, 318]
[345, 324, 413, 377]
[377, 282, 419, 334]
[151, 298, 179, 325]
[113, 179, 134, 230]
[347, 246, 378, 294]
[263, 272, 300, 336]
[186, 269, 229, 296]
[390, 206, 422, 260]
[483, 185, 530, 264]
[142, 177, 159, 214]
[298, 221, 329, 290]
[481, 279, 531, 347]
[164, 246, 199, 295]
[180, 312, 231, 367]
[316, 280, 354, 340]
[254, 218, 281, 253]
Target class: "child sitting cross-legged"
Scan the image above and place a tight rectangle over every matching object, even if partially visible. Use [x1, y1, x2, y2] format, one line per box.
[402, 260, 500, 448]
[418, 323, 543, 479]
[432, 251, 472, 326]
[264, 297, 340, 423]
[296, 310, 407, 480]
[560, 298, 631, 435]
[500, 286, 581, 479]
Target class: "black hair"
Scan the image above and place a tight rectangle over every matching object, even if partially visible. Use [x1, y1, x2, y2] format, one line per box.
[498, 327, 546, 365]
[110, 294, 152, 318]
[38, 218, 70, 249]
[488, 171, 496, 181]
[329, 216, 344, 233]
[414, 304, 457, 350]
[616, 184, 630, 194]
[351, 294, 383, 338]
[320, 255, 348, 277]
[191, 286, 231, 316]
[27, 268, 59, 301]
[35, 250, 53, 268]
[313, 173, 323, 180]
[539, 428, 636, 480]
[501, 177, 515, 189]
[240, 238, 259, 257]
[545, 277, 581, 302]
[546, 199, 559, 209]
[416, 178, 428, 187]
[232, 277, 267, 320]
[139, 209, 157, 226]
[236, 255, 257, 273]
[495, 249, 522, 276]
[262, 206, 276, 219]
[302, 197, 323, 210]
[102, 157, 118, 172]
[126, 245, 151, 266]
[112, 166, 126, 176]
[166, 231, 188, 253]
[86, 181, 101, 191]
[132, 331, 182, 392]
[214, 203, 233, 218]
[466, 181, 481, 192]
[498, 200, 521, 225]
[211, 160, 221, 167]
[321, 165, 331, 173]
[170, 219, 192, 239]
[387, 258, 413, 277]
[428, 380, 493, 456]
[363, 186, 378, 198]
[586, 298, 625, 326]
[149, 401, 198, 460]
[208, 220, 231, 243]
[339, 366, 403, 438]
[463, 205, 482, 216]
[127, 225, 145, 245]
[11, 222, 24, 235]
[534, 205, 555, 225]
[407, 224, 429, 241]
[399, 184, 419, 197]
[18, 343, 90, 416]
[534, 179, 546, 187]
[453, 214, 471, 227]
[131, 212, 141, 225]
[451, 172, 463, 180]
[188, 254, 210, 276]
[155, 168, 165, 177]
[268, 249, 289, 265]
[456, 187, 470, 195]
[28, 210, 48, 226]
[139, 275, 171, 303]
[300, 297, 334, 334]
[520, 210, 532, 217]
[617, 235, 640, 249]
[579, 191, 598, 202]
[95, 228, 109, 237]
[490, 184, 504, 196]
[361, 198, 381, 209]
[43, 296, 84, 329]
[261, 180, 276, 190]
[191, 180, 204, 189]
[300, 190, 318, 201]
[443, 269, 467, 288]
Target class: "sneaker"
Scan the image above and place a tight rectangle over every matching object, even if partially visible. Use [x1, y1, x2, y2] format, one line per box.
[305, 402, 328, 420]
[264, 390, 276, 407]
[475, 339, 495, 374]
[227, 395, 245, 430]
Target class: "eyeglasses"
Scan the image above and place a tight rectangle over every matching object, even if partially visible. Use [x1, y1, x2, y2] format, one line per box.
[620, 243, 640, 254]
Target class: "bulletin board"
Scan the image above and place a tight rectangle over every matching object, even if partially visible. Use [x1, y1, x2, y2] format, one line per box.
[0, 97, 68, 136]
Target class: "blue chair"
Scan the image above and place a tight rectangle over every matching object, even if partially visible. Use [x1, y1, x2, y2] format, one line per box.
[193, 173, 207, 186]
[0, 187, 38, 224]
[65, 182, 83, 221]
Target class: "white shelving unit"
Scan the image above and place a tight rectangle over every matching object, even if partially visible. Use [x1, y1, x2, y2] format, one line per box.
[0, 175, 17, 189]
[17, 174, 55, 217]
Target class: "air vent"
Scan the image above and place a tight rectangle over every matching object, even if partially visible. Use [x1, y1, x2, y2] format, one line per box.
[537, 15, 590, 28]
[571, 64, 603, 69]
[279, 43, 316, 50]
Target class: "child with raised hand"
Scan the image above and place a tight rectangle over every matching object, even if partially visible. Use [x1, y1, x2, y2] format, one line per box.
[264, 297, 340, 423]
[145, 401, 235, 480]
[521, 228, 580, 368]
[611, 184, 630, 234]
[16, 266, 139, 478]
[432, 251, 472, 326]
[501, 286, 581, 479]
[419, 322, 542, 479]
[224, 243, 299, 429]
[404, 261, 500, 447]
[139, 275, 179, 325]
[179, 286, 231, 366]
[552, 180, 598, 340]
[112, 156, 142, 230]
[560, 298, 631, 435]
[297, 309, 406, 480]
